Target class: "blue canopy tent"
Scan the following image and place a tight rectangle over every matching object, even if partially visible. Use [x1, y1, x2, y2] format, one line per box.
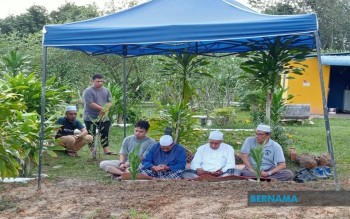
[40, 0, 338, 189]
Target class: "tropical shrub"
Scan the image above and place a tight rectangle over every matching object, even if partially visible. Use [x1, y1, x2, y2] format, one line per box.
[239, 35, 310, 123]
[270, 88, 293, 126]
[148, 103, 207, 153]
[0, 89, 27, 178]
[4, 72, 74, 115]
[158, 50, 212, 105]
[0, 51, 32, 76]
[210, 107, 236, 128]
[0, 70, 71, 178]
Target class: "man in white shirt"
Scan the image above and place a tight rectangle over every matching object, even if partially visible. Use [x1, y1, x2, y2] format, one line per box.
[182, 131, 236, 178]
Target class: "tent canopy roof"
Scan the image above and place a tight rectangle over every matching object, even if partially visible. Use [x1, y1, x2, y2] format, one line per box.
[42, 0, 318, 56]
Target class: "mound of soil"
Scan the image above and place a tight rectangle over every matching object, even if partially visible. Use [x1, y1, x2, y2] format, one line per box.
[1, 178, 350, 218]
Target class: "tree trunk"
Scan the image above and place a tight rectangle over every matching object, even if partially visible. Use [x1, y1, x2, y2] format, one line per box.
[20, 158, 31, 177]
[226, 76, 230, 107]
[265, 92, 273, 125]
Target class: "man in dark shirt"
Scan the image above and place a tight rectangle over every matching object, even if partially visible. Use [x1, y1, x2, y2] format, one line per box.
[139, 135, 186, 179]
[56, 106, 93, 157]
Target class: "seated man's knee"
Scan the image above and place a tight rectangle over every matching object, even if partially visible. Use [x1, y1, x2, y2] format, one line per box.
[241, 168, 255, 177]
[84, 135, 93, 144]
[60, 136, 76, 147]
[284, 169, 294, 181]
[99, 160, 110, 172]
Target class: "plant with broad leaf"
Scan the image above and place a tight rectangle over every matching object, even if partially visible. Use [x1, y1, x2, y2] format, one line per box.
[128, 143, 142, 181]
[0, 62, 72, 178]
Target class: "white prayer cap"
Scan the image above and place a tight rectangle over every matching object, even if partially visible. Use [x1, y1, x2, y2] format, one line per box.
[159, 135, 173, 146]
[256, 124, 271, 133]
[65, 105, 77, 112]
[209, 131, 223, 141]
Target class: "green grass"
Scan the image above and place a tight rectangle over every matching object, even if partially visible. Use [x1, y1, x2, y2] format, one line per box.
[40, 126, 134, 182]
[286, 118, 350, 164]
[35, 112, 350, 181]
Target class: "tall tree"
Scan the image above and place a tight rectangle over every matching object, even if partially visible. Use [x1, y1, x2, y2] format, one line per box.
[248, 0, 350, 51]
[50, 3, 100, 24]
[0, 5, 49, 35]
[239, 36, 310, 124]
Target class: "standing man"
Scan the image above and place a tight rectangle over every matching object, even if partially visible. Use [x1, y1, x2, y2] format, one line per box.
[239, 124, 294, 181]
[182, 131, 236, 178]
[83, 73, 115, 155]
[99, 120, 156, 178]
[139, 135, 186, 179]
[55, 106, 93, 157]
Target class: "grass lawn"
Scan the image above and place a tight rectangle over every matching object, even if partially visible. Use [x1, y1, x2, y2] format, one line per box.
[39, 111, 350, 182]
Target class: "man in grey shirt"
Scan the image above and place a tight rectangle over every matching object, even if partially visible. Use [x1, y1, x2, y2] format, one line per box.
[240, 124, 293, 181]
[83, 74, 114, 155]
[100, 120, 156, 178]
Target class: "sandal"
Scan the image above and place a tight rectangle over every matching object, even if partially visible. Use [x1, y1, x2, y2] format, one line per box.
[313, 167, 328, 179]
[321, 166, 333, 177]
[104, 151, 117, 155]
[294, 169, 317, 183]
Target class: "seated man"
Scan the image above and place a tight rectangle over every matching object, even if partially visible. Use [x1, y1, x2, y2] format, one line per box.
[55, 106, 93, 157]
[99, 120, 156, 178]
[182, 131, 236, 179]
[240, 124, 294, 181]
[139, 135, 186, 179]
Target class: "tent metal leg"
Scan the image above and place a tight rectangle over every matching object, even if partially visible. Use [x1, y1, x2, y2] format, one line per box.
[314, 31, 340, 191]
[38, 46, 47, 190]
[122, 49, 127, 138]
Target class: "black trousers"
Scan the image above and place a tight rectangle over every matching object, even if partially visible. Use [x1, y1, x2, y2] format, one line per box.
[84, 120, 111, 148]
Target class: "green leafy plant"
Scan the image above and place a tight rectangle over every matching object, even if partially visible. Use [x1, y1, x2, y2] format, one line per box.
[0, 51, 31, 76]
[148, 103, 206, 153]
[0, 67, 71, 178]
[250, 141, 265, 182]
[4, 72, 73, 115]
[128, 143, 142, 181]
[239, 35, 310, 123]
[210, 107, 236, 128]
[105, 82, 123, 123]
[271, 88, 293, 126]
[158, 49, 212, 105]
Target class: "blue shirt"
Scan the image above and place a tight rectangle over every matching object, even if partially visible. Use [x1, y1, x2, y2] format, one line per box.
[142, 143, 186, 171]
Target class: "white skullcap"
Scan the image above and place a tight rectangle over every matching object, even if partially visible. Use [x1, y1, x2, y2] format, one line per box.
[65, 105, 77, 112]
[256, 124, 271, 133]
[159, 135, 173, 146]
[209, 131, 223, 141]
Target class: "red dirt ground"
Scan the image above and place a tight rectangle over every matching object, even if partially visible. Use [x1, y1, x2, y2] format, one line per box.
[1, 177, 350, 218]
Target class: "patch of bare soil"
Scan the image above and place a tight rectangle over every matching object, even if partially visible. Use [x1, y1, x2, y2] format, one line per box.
[1, 178, 350, 219]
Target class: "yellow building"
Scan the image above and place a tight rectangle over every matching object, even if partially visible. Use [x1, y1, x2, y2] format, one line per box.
[285, 55, 350, 115]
